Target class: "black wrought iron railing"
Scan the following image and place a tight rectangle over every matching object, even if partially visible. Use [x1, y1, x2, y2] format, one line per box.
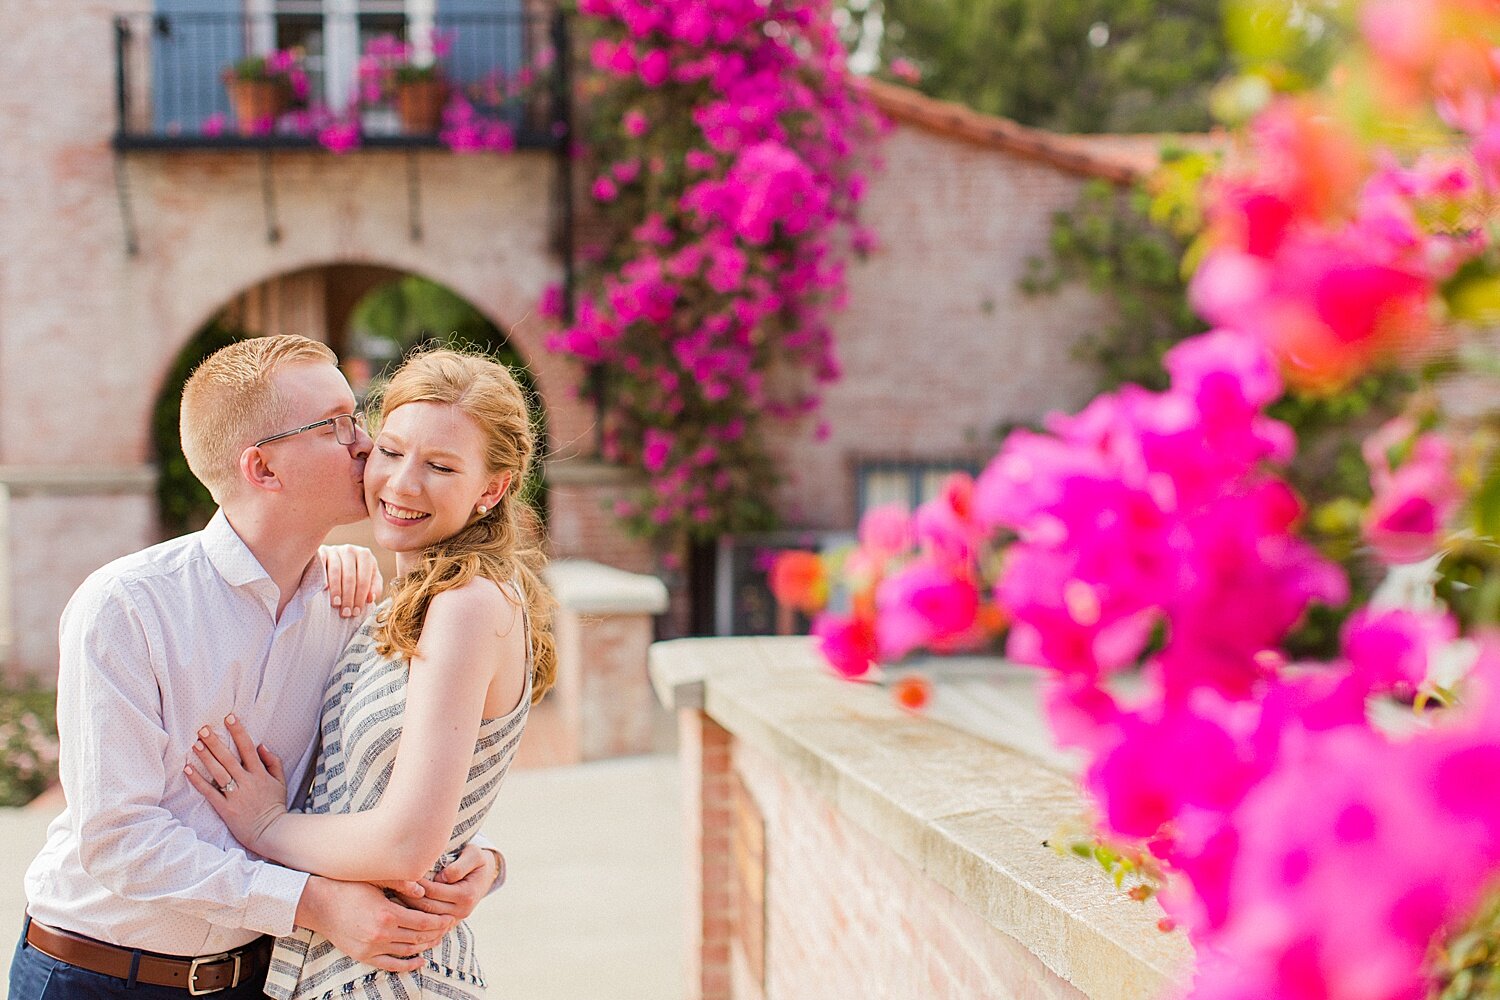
[112, 7, 569, 150]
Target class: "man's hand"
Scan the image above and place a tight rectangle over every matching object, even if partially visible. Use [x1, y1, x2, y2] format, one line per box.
[387, 843, 501, 919]
[296, 876, 453, 972]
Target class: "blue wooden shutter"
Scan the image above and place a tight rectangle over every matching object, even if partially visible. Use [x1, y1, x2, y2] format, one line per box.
[152, 0, 242, 132]
[435, 0, 524, 93]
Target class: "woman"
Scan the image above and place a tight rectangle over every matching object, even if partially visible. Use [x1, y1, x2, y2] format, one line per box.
[185, 348, 556, 999]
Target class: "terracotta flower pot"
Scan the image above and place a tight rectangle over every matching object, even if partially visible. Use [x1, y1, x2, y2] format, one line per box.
[395, 78, 449, 135]
[225, 78, 290, 136]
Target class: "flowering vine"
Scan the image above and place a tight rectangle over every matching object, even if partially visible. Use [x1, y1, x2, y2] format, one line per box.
[783, 2, 1500, 998]
[542, 0, 881, 541]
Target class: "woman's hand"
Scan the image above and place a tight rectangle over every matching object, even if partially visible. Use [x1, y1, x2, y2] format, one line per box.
[318, 544, 384, 618]
[184, 714, 289, 856]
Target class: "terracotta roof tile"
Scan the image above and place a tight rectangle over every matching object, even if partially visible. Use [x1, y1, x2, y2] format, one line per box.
[859, 78, 1224, 185]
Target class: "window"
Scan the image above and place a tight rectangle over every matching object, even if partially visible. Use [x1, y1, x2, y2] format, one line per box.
[855, 459, 980, 518]
[259, 0, 431, 112]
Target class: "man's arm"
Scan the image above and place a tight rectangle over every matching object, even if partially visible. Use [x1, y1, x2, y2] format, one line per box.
[60, 581, 304, 936]
[387, 842, 503, 918]
[63, 579, 453, 961]
[295, 878, 451, 971]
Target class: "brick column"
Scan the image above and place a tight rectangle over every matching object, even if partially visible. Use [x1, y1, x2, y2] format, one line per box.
[681, 707, 735, 1000]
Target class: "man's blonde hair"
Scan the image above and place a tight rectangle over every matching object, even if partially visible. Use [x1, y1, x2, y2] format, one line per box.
[180, 335, 337, 502]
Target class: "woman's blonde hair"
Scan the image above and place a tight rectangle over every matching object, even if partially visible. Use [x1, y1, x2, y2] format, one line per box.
[371, 347, 556, 705]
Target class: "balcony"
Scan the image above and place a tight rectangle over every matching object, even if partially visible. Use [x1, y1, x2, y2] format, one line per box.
[111, 7, 570, 153]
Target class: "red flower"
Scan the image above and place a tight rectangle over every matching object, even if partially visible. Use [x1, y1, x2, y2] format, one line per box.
[768, 551, 828, 614]
[891, 674, 932, 714]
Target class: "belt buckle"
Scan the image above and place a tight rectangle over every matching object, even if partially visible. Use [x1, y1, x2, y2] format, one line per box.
[187, 951, 240, 996]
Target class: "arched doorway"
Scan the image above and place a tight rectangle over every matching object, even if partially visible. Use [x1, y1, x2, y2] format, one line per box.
[151, 265, 546, 577]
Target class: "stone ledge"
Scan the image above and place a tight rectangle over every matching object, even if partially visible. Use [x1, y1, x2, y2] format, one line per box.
[546, 559, 668, 616]
[0, 465, 157, 497]
[542, 458, 647, 487]
[649, 635, 1193, 1000]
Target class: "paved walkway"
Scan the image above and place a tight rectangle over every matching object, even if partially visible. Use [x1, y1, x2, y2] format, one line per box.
[0, 754, 685, 1000]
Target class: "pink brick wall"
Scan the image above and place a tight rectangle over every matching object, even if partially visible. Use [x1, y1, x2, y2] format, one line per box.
[682, 710, 737, 1000]
[679, 709, 1088, 1000]
[775, 127, 1110, 529]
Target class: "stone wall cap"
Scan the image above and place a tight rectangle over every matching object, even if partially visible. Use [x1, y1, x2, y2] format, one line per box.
[649, 636, 1193, 1000]
[545, 559, 669, 615]
[542, 457, 647, 487]
[0, 464, 157, 496]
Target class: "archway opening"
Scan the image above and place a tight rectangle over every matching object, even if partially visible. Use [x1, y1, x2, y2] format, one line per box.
[151, 265, 547, 549]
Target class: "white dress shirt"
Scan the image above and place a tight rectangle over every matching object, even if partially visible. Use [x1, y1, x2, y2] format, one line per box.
[24, 511, 363, 956]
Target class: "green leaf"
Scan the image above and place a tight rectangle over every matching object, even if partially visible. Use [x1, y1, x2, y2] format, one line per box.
[1447, 271, 1500, 326]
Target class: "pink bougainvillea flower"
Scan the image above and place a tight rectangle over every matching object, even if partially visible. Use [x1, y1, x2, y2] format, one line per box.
[201, 112, 226, 137]
[631, 213, 673, 247]
[591, 175, 619, 202]
[641, 428, 673, 473]
[638, 48, 671, 87]
[622, 108, 649, 137]
[1362, 430, 1459, 564]
[317, 120, 361, 154]
[612, 158, 642, 184]
[912, 474, 984, 566]
[1341, 607, 1457, 696]
[888, 58, 922, 84]
[1088, 696, 1257, 839]
[812, 612, 879, 679]
[857, 504, 912, 561]
[537, 284, 566, 321]
[874, 558, 981, 660]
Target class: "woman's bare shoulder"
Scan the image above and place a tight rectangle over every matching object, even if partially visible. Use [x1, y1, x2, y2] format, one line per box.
[425, 577, 522, 638]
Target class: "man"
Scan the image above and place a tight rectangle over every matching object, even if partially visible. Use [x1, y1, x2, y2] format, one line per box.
[11, 336, 503, 998]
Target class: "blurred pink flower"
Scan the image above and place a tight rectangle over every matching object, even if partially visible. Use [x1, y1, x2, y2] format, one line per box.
[888, 57, 921, 84]
[813, 613, 878, 679]
[1362, 427, 1459, 564]
[874, 558, 981, 659]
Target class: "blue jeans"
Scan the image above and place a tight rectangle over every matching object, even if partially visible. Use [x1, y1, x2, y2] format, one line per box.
[9, 918, 268, 999]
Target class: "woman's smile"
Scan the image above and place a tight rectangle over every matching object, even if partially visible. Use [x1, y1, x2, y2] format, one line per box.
[379, 500, 431, 523]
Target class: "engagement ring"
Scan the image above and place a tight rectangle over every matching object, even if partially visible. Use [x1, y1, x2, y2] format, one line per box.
[221, 779, 237, 794]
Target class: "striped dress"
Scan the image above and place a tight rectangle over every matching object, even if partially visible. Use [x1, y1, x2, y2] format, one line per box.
[264, 593, 531, 1000]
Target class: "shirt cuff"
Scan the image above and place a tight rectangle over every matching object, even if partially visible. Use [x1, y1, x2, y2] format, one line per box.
[467, 834, 505, 897]
[243, 864, 310, 937]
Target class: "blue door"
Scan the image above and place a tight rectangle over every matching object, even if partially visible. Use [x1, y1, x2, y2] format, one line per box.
[436, 0, 525, 97]
[152, 0, 242, 132]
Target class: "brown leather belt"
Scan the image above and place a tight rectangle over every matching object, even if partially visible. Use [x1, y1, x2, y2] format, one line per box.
[25, 917, 270, 995]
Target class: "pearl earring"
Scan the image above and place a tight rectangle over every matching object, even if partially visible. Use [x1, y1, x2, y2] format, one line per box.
[476, 505, 488, 515]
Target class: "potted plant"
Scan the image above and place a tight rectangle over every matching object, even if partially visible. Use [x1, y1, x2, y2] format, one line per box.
[393, 63, 449, 134]
[220, 48, 308, 136]
[359, 32, 452, 135]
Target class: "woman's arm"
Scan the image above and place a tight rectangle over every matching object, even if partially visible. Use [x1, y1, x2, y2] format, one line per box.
[187, 580, 527, 882]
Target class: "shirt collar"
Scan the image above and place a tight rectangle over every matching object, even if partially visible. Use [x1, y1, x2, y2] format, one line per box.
[203, 510, 331, 614]
[203, 510, 273, 588]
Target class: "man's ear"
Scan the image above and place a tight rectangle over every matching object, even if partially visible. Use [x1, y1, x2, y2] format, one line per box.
[239, 446, 283, 494]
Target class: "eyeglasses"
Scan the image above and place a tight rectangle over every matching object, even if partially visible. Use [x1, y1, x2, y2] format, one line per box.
[253, 411, 366, 448]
